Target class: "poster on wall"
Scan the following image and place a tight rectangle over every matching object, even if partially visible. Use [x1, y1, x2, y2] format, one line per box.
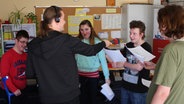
[68, 15, 93, 35]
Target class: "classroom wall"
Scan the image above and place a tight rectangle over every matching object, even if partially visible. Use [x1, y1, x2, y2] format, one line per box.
[0, 0, 149, 21]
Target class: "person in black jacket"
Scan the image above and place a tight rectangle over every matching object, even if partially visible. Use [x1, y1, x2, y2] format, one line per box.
[26, 5, 112, 104]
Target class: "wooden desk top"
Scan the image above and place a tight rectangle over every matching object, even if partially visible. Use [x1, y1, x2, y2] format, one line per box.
[99, 67, 124, 71]
[109, 67, 124, 71]
[107, 63, 124, 71]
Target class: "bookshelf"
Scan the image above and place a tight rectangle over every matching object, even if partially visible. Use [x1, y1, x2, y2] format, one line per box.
[1, 24, 36, 55]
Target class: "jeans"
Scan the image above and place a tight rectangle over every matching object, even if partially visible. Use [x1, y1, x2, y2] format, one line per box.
[121, 87, 147, 104]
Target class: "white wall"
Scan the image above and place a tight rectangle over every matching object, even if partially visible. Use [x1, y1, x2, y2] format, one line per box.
[121, 4, 154, 46]
[0, 0, 150, 21]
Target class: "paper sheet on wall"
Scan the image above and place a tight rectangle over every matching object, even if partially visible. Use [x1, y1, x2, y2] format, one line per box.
[104, 49, 126, 62]
[21, 24, 36, 38]
[75, 8, 89, 16]
[127, 46, 155, 63]
[101, 14, 121, 29]
[68, 15, 93, 35]
[106, 8, 116, 13]
[98, 32, 108, 39]
[111, 30, 121, 38]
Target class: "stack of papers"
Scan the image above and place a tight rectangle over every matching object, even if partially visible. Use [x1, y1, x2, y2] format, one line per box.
[104, 49, 126, 62]
[100, 83, 115, 101]
[127, 46, 155, 63]
[104, 45, 155, 63]
[141, 78, 151, 87]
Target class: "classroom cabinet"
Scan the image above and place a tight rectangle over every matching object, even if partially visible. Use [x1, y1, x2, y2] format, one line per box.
[1, 23, 36, 55]
[152, 39, 170, 63]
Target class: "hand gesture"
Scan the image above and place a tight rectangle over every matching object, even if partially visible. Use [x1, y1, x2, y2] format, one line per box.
[105, 79, 111, 85]
[13, 89, 21, 96]
[116, 62, 125, 68]
[136, 61, 144, 71]
[103, 40, 112, 47]
[111, 62, 124, 68]
[144, 61, 156, 70]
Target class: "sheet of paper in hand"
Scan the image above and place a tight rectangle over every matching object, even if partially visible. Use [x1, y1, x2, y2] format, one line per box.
[100, 83, 115, 101]
[104, 49, 126, 62]
[127, 46, 155, 63]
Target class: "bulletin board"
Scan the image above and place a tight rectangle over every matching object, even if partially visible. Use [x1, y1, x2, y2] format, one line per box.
[35, 6, 121, 40]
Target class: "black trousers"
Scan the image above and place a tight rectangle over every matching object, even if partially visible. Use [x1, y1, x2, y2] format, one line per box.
[79, 76, 99, 104]
[42, 96, 80, 104]
[11, 88, 29, 104]
[0, 87, 7, 104]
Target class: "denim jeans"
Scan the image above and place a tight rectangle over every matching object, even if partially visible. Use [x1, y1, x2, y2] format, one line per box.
[121, 87, 147, 104]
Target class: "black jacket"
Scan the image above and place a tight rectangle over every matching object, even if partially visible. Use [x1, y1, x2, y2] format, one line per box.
[26, 31, 105, 103]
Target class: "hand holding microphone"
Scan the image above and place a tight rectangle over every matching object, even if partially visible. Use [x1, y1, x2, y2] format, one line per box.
[110, 38, 120, 44]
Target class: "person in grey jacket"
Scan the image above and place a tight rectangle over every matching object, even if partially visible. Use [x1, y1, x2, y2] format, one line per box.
[26, 5, 111, 104]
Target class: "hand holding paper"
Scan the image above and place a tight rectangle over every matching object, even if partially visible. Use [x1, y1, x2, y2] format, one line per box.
[104, 49, 126, 62]
[127, 46, 155, 63]
[142, 78, 151, 87]
[100, 83, 115, 101]
[144, 61, 156, 70]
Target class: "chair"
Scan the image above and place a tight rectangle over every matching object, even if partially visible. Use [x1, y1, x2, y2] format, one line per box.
[2, 76, 14, 104]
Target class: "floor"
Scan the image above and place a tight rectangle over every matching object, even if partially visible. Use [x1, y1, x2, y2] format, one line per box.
[99, 81, 121, 104]
[0, 72, 122, 104]
[0, 84, 40, 104]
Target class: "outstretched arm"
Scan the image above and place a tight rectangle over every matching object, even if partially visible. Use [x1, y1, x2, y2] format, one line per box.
[144, 61, 156, 70]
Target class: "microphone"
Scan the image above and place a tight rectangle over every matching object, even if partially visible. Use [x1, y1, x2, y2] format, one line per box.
[110, 38, 120, 44]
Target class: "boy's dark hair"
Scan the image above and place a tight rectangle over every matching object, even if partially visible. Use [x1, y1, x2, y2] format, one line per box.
[158, 5, 184, 39]
[130, 20, 146, 39]
[16, 30, 29, 40]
